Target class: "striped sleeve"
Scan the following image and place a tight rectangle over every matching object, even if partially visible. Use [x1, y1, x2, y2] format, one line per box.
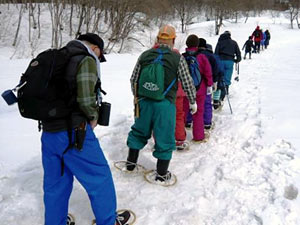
[76, 56, 98, 121]
[177, 56, 196, 104]
[130, 58, 141, 94]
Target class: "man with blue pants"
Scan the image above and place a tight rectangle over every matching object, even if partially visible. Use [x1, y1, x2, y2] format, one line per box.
[215, 31, 241, 101]
[41, 33, 130, 225]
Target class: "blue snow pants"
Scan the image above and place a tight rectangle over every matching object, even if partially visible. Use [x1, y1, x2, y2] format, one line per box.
[41, 124, 116, 225]
[222, 60, 234, 86]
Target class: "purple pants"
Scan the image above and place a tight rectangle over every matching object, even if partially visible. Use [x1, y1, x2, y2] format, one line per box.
[204, 94, 212, 126]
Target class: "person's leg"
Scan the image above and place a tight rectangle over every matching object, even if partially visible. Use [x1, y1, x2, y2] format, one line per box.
[175, 96, 186, 141]
[127, 99, 153, 151]
[64, 125, 117, 225]
[192, 94, 206, 141]
[152, 99, 176, 160]
[183, 96, 192, 126]
[203, 94, 212, 127]
[41, 131, 74, 225]
[223, 60, 234, 87]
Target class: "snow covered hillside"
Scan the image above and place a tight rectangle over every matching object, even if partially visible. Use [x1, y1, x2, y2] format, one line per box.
[0, 15, 300, 225]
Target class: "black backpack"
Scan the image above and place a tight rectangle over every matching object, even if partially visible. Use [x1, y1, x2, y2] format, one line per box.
[254, 30, 260, 38]
[17, 47, 80, 121]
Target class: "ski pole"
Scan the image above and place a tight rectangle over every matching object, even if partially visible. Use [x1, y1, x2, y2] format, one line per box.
[223, 81, 233, 114]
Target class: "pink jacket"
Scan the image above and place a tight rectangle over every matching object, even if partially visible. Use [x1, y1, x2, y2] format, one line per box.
[181, 47, 213, 97]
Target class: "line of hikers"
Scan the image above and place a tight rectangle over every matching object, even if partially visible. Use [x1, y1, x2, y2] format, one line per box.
[242, 25, 271, 59]
[5, 24, 266, 225]
[125, 25, 242, 183]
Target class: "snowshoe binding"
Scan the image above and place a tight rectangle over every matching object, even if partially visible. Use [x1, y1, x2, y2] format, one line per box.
[176, 140, 190, 151]
[91, 209, 136, 225]
[114, 161, 147, 174]
[144, 170, 177, 187]
[67, 213, 75, 225]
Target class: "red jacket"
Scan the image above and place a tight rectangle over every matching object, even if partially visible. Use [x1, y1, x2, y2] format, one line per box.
[252, 26, 263, 42]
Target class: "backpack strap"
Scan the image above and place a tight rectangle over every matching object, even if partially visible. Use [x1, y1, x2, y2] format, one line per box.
[154, 48, 176, 96]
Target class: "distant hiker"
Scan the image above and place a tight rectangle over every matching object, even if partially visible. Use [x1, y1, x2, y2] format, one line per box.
[182, 34, 213, 142]
[215, 30, 241, 101]
[40, 33, 131, 225]
[260, 29, 266, 51]
[198, 38, 219, 130]
[126, 25, 197, 181]
[251, 26, 263, 53]
[264, 29, 271, 49]
[242, 36, 254, 59]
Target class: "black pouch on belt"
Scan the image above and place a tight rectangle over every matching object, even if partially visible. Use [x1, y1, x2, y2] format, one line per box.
[74, 122, 87, 150]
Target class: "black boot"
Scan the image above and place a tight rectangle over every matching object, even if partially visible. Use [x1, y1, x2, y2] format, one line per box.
[155, 159, 171, 181]
[126, 148, 139, 171]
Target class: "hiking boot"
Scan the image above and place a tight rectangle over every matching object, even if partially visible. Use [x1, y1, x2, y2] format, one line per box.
[185, 122, 192, 129]
[204, 124, 211, 130]
[155, 159, 171, 181]
[67, 213, 75, 225]
[116, 210, 131, 225]
[213, 100, 221, 110]
[155, 171, 172, 182]
[126, 148, 139, 171]
[176, 140, 190, 151]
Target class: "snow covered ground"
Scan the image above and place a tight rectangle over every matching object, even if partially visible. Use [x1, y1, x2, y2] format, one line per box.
[0, 14, 300, 225]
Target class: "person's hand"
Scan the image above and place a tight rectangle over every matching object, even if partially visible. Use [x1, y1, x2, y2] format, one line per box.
[234, 76, 239, 82]
[213, 82, 218, 92]
[190, 103, 197, 114]
[90, 120, 98, 129]
[207, 86, 213, 95]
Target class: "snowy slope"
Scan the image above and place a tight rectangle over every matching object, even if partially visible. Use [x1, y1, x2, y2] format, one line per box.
[0, 15, 300, 225]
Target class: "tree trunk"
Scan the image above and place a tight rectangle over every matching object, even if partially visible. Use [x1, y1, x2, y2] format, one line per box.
[12, 4, 23, 46]
[38, 4, 41, 38]
[69, 3, 73, 36]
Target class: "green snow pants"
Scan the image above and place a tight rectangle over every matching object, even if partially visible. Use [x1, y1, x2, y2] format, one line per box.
[127, 98, 176, 160]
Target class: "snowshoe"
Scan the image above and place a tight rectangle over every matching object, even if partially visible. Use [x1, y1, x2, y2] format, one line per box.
[91, 209, 136, 225]
[144, 170, 177, 187]
[114, 161, 147, 174]
[67, 213, 75, 225]
[192, 132, 210, 143]
[176, 140, 190, 151]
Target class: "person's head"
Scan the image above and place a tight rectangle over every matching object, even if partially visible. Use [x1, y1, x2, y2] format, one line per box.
[157, 25, 176, 47]
[248, 36, 252, 40]
[186, 34, 199, 48]
[198, 38, 207, 48]
[78, 33, 106, 62]
[206, 43, 213, 53]
[224, 30, 231, 36]
[256, 25, 260, 30]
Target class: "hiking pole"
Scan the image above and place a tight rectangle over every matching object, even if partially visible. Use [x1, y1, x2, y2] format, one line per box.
[234, 63, 240, 82]
[222, 81, 233, 114]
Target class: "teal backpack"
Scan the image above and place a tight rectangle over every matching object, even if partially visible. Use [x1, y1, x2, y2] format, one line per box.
[138, 49, 176, 101]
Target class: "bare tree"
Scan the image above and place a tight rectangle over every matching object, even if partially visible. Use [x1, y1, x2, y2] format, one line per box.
[49, 0, 65, 48]
[12, 4, 24, 46]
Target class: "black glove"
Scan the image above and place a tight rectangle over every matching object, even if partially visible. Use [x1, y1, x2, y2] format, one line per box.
[234, 76, 239, 82]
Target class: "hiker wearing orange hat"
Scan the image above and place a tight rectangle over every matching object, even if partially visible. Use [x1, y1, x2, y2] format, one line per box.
[125, 25, 197, 185]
